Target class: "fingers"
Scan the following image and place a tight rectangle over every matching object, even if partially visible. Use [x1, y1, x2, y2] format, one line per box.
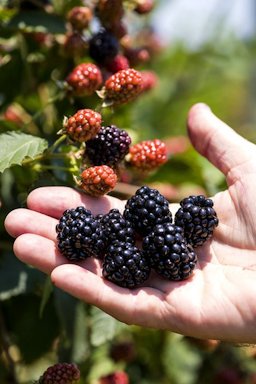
[51, 264, 167, 328]
[4, 208, 58, 239]
[13, 233, 101, 275]
[27, 186, 125, 218]
[187, 103, 255, 176]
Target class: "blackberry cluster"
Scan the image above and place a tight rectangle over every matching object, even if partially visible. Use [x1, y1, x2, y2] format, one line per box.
[142, 223, 197, 281]
[56, 187, 219, 287]
[86, 125, 132, 167]
[102, 242, 150, 288]
[123, 186, 172, 236]
[99, 209, 136, 246]
[175, 195, 219, 247]
[56, 206, 106, 261]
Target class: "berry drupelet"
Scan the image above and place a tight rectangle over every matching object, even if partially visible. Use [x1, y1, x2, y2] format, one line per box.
[99, 209, 136, 245]
[56, 207, 106, 261]
[143, 223, 197, 281]
[174, 195, 219, 247]
[123, 186, 172, 236]
[102, 241, 151, 288]
[85, 125, 132, 166]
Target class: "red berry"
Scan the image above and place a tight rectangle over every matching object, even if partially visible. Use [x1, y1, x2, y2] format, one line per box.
[63, 32, 88, 57]
[103, 68, 143, 105]
[128, 139, 167, 171]
[66, 63, 103, 97]
[105, 54, 129, 73]
[80, 165, 118, 196]
[134, 0, 155, 14]
[39, 362, 80, 384]
[64, 109, 102, 142]
[140, 70, 158, 92]
[96, 0, 124, 29]
[99, 371, 129, 384]
[124, 47, 150, 67]
[67, 6, 92, 31]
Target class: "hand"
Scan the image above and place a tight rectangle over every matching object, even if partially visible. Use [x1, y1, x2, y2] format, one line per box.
[4, 103, 256, 344]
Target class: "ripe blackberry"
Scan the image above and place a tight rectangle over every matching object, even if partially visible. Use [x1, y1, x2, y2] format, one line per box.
[38, 362, 80, 384]
[66, 63, 103, 97]
[64, 109, 102, 142]
[123, 186, 172, 236]
[85, 125, 131, 166]
[175, 195, 219, 247]
[89, 28, 119, 65]
[56, 206, 106, 261]
[100, 209, 136, 245]
[143, 223, 197, 281]
[103, 68, 143, 106]
[80, 165, 118, 197]
[102, 241, 150, 288]
[128, 139, 167, 171]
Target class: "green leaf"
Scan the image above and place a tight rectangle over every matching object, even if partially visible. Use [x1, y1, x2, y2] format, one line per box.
[90, 307, 124, 347]
[0, 131, 48, 173]
[5, 10, 66, 34]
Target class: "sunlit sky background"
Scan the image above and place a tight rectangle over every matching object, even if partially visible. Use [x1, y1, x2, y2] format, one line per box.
[152, 0, 256, 48]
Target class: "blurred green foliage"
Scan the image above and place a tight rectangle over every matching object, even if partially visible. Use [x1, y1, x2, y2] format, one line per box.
[0, 0, 256, 383]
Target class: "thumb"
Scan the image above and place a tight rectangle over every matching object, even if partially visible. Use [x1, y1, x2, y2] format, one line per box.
[187, 103, 255, 176]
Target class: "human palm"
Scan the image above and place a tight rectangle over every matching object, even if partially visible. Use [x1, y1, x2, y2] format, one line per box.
[5, 104, 256, 343]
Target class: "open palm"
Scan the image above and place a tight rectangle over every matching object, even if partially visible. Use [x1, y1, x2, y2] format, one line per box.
[5, 104, 256, 344]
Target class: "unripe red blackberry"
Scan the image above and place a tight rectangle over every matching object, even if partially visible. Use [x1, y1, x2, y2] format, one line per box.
[143, 223, 197, 281]
[127, 139, 167, 171]
[102, 241, 151, 288]
[141, 70, 158, 92]
[80, 165, 118, 196]
[174, 195, 219, 247]
[89, 28, 119, 65]
[123, 47, 150, 67]
[96, 0, 124, 29]
[64, 109, 102, 142]
[123, 186, 172, 236]
[103, 68, 143, 106]
[85, 125, 131, 167]
[134, 0, 155, 14]
[38, 363, 80, 384]
[56, 207, 106, 261]
[99, 371, 129, 384]
[66, 63, 103, 97]
[67, 6, 92, 31]
[105, 54, 130, 73]
[63, 32, 88, 57]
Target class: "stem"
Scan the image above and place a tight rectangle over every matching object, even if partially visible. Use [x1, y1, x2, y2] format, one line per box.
[40, 165, 79, 173]
[47, 134, 67, 153]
